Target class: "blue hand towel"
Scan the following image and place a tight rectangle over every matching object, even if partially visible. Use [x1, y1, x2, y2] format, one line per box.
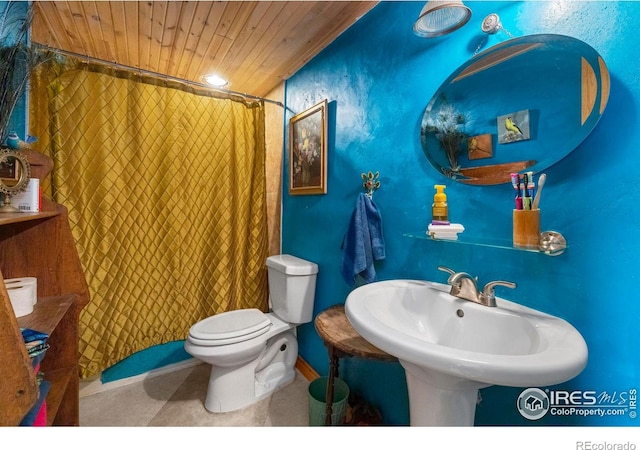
[340, 193, 386, 286]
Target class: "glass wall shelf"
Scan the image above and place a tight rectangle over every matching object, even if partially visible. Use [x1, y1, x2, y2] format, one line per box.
[403, 231, 567, 256]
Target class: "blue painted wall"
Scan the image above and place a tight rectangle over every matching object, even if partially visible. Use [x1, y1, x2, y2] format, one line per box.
[283, 1, 640, 426]
[101, 341, 189, 383]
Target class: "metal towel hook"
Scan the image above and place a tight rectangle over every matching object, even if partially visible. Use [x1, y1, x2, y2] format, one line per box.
[362, 171, 381, 199]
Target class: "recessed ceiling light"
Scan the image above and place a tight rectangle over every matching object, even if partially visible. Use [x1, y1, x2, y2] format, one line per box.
[204, 74, 229, 88]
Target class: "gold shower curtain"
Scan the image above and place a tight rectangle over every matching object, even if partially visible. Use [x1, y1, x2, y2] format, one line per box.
[30, 58, 269, 378]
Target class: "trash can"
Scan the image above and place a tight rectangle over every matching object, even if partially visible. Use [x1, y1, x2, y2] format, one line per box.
[308, 376, 349, 426]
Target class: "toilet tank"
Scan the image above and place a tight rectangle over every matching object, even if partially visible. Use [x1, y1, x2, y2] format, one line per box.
[266, 254, 318, 324]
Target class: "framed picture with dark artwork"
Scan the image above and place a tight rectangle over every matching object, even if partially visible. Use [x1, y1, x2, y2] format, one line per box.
[0, 155, 20, 184]
[288, 100, 327, 195]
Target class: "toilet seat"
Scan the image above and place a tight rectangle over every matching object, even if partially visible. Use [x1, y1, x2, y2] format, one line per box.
[188, 308, 272, 347]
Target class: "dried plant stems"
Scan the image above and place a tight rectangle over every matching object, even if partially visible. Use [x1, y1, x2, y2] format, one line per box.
[0, 1, 34, 143]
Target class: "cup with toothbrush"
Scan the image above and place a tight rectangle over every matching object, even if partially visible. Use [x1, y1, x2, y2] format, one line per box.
[512, 172, 544, 248]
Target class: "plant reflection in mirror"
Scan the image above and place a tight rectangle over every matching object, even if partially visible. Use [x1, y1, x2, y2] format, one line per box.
[424, 102, 467, 172]
[0, 2, 51, 145]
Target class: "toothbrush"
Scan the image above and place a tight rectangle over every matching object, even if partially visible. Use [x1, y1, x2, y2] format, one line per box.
[526, 171, 535, 199]
[523, 173, 532, 210]
[511, 173, 522, 210]
[532, 173, 546, 210]
[516, 177, 523, 210]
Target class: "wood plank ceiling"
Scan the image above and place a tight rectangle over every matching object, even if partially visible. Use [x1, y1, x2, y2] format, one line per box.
[31, 1, 379, 99]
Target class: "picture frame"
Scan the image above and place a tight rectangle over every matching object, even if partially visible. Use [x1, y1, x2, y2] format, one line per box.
[0, 155, 20, 185]
[289, 100, 328, 195]
[467, 133, 493, 160]
[498, 109, 531, 144]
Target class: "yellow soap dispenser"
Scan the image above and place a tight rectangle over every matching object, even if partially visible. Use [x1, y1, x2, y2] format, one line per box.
[432, 184, 450, 225]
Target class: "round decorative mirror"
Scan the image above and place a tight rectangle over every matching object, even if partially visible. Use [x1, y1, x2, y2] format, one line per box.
[0, 149, 31, 212]
[421, 34, 610, 185]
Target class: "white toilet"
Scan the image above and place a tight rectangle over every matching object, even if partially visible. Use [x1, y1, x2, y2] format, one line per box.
[184, 254, 318, 413]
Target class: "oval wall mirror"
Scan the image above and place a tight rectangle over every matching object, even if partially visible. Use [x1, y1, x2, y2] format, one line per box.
[0, 149, 31, 213]
[421, 34, 610, 185]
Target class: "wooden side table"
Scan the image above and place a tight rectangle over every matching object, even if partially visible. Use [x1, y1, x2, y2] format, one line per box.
[314, 304, 397, 425]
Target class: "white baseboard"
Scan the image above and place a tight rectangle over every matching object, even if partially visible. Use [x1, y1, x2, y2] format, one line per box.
[79, 358, 203, 398]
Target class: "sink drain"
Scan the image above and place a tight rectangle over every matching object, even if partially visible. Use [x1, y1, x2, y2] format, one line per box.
[456, 309, 464, 318]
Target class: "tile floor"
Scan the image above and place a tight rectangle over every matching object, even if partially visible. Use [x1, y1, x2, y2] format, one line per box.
[79, 363, 311, 426]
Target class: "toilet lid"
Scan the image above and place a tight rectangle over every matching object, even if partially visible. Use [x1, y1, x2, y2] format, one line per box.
[188, 309, 272, 345]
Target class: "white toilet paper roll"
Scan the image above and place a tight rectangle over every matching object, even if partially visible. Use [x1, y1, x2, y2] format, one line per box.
[5, 277, 37, 305]
[7, 284, 34, 318]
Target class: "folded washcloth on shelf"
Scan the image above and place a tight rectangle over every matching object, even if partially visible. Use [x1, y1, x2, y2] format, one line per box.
[340, 193, 386, 287]
[21, 328, 50, 367]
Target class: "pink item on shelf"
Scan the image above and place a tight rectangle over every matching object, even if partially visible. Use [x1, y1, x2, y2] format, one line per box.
[33, 363, 47, 426]
[33, 401, 47, 426]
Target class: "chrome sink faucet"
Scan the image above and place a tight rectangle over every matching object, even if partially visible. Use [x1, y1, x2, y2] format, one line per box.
[446, 270, 479, 303]
[437, 266, 516, 307]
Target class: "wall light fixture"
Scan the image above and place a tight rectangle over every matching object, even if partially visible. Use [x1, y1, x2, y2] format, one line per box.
[481, 13, 514, 37]
[413, 0, 472, 38]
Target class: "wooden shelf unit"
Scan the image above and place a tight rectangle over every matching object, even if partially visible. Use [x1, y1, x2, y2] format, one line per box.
[0, 150, 89, 426]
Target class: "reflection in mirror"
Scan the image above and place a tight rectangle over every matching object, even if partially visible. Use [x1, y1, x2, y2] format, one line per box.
[421, 34, 610, 185]
[0, 149, 31, 212]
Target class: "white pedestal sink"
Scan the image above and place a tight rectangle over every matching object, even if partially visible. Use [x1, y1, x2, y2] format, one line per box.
[345, 280, 588, 426]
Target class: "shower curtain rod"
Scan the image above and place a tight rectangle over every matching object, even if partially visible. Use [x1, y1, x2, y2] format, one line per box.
[38, 45, 285, 108]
